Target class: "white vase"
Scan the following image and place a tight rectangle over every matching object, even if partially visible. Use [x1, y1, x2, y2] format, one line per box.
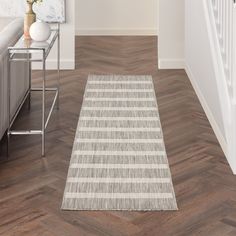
[29, 21, 51, 42]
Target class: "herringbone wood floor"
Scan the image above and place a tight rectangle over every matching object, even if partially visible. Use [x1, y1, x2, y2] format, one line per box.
[0, 36, 236, 236]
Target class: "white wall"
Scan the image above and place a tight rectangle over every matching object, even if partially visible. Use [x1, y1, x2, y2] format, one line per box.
[185, 0, 226, 153]
[75, 0, 158, 36]
[34, 0, 75, 70]
[158, 0, 185, 69]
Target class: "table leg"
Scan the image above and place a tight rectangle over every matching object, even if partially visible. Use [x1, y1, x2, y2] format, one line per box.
[28, 54, 31, 110]
[7, 52, 11, 157]
[42, 51, 46, 157]
[57, 23, 60, 110]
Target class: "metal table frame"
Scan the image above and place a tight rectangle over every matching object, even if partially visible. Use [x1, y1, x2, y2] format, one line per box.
[7, 23, 60, 157]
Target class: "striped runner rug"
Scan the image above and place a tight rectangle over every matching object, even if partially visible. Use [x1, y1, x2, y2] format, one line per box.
[62, 75, 178, 211]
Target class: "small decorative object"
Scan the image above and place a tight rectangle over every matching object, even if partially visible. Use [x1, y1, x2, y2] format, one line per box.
[30, 21, 51, 42]
[24, 0, 43, 39]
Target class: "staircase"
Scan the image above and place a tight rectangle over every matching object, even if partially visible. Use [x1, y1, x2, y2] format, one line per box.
[206, 0, 236, 173]
[211, 0, 236, 98]
[185, 0, 236, 174]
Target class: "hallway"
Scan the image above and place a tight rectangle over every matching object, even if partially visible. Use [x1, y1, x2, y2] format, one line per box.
[0, 36, 235, 235]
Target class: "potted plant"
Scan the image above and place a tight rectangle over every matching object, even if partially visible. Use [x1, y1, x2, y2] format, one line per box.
[24, 0, 43, 39]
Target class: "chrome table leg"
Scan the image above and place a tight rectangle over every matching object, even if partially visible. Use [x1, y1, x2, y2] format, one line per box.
[57, 23, 60, 110]
[42, 50, 46, 157]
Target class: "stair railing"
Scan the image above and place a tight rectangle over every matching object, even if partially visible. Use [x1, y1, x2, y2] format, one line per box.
[211, 0, 236, 101]
[206, 0, 236, 173]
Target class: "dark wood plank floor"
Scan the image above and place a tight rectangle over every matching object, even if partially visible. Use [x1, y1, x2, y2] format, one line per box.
[0, 36, 236, 236]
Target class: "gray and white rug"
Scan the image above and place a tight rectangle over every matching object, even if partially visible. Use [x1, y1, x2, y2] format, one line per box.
[62, 75, 178, 211]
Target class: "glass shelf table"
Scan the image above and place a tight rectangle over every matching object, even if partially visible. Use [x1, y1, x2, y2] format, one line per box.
[7, 24, 60, 157]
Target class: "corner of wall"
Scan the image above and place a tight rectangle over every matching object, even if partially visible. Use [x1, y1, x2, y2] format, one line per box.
[158, 59, 185, 69]
[185, 63, 228, 157]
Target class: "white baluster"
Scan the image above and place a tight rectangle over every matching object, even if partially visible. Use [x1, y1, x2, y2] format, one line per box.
[211, 0, 235, 95]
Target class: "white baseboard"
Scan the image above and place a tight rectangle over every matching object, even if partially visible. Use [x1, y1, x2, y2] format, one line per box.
[32, 60, 75, 70]
[158, 59, 185, 69]
[185, 63, 227, 157]
[76, 28, 158, 36]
